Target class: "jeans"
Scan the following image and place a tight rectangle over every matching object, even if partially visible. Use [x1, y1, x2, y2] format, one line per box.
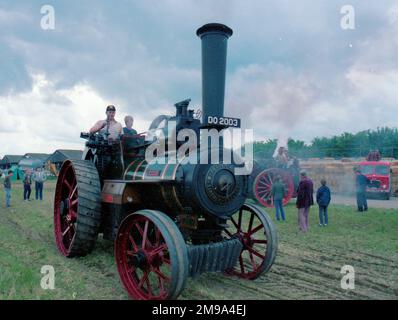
[35, 182, 44, 200]
[5, 188, 11, 207]
[319, 205, 328, 225]
[24, 184, 31, 200]
[356, 192, 368, 211]
[298, 207, 310, 232]
[274, 199, 286, 221]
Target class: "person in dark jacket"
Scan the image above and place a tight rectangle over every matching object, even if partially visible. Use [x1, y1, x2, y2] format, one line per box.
[355, 168, 370, 212]
[271, 176, 286, 221]
[23, 170, 32, 201]
[296, 171, 314, 232]
[316, 179, 331, 226]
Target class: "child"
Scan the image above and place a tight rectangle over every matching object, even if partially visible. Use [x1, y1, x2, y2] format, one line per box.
[316, 179, 331, 226]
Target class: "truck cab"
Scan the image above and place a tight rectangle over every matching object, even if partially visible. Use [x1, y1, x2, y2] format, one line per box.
[358, 161, 392, 200]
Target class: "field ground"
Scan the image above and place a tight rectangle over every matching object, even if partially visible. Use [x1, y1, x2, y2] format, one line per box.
[330, 193, 398, 209]
[0, 181, 397, 300]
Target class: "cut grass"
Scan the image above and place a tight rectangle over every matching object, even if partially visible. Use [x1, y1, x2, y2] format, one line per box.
[0, 181, 397, 300]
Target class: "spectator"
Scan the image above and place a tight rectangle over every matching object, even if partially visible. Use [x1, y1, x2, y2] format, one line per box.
[23, 170, 32, 201]
[4, 170, 13, 208]
[316, 179, 331, 226]
[355, 168, 370, 212]
[33, 167, 47, 201]
[271, 176, 286, 221]
[90, 105, 123, 140]
[296, 171, 314, 233]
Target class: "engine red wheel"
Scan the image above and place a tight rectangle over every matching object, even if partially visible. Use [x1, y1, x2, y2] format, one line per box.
[224, 203, 278, 279]
[253, 168, 294, 208]
[115, 210, 189, 300]
[54, 160, 101, 257]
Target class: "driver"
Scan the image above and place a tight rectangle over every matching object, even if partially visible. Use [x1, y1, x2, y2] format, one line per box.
[90, 105, 123, 140]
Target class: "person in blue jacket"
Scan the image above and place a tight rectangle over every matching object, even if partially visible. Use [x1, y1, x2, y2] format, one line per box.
[316, 179, 331, 226]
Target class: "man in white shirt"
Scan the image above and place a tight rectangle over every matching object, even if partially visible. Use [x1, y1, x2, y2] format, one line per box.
[90, 105, 123, 140]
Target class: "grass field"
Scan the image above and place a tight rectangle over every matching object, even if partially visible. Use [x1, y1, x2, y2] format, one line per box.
[0, 181, 397, 300]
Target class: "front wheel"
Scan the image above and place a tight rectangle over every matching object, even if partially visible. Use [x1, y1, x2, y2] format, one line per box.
[115, 210, 189, 300]
[224, 203, 278, 279]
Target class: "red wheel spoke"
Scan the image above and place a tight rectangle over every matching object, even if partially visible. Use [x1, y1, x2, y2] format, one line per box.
[145, 274, 153, 296]
[62, 225, 72, 237]
[252, 239, 267, 244]
[238, 209, 242, 230]
[249, 251, 257, 271]
[248, 213, 254, 233]
[71, 198, 78, 206]
[247, 246, 265, 260]
[129, 235, 139, 251]
[64, 180, 72, 191]
[150, 244, 167, 256]
[138, 271, 149, 289]
[224, 228, 233, 238]
[135, 223, 144, 236]
[239, 256, 245, 274]
[70, 185, 77, 199]
[68, 232, 76, 251]
[249, 224, 264, 235]
[152, 267, 170, 282]
[155, 229, 161, 247]
[231, 217, 240, 231]
[142, 220, 149, 249]
[69, 209, 77, 221]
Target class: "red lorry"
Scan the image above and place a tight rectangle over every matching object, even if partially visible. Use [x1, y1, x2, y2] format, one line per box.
[358, 161, 392, 200]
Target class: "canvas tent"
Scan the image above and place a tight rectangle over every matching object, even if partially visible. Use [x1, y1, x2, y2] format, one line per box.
[46, 150, 83, 170]
[0, 165, 25, 181]
[0, 155, 23, 169]
[23, 153, 50, 167]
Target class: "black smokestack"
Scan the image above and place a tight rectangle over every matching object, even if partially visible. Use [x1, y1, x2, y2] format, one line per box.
[196, 23, 233, 124]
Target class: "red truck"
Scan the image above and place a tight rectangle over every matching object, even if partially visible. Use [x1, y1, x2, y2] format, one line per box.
[358, 161, 392, 200]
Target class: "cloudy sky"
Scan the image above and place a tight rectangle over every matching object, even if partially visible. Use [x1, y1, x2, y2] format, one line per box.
[1, 0, 398, 158]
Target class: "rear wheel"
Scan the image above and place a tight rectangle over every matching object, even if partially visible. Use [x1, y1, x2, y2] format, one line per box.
[54, 160, 102, 257]
[115, 210, 189, 300]
[253, 168, 294, 208]
[224, 203, 278, 279]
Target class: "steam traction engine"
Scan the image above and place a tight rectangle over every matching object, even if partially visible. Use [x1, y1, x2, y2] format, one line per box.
[53, 24, 278, 300]
[251, 147, 300, 208]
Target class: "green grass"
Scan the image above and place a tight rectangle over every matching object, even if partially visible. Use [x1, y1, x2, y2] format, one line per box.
[0, 181, 397, 300]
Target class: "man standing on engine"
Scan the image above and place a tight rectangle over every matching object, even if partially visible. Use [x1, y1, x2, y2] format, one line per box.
[90, 105, 123, 140]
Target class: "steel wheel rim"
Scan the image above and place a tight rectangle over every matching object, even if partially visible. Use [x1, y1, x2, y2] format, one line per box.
[224, 205, 269, 279]
[54, 161, 78, 256]
[115, 215, 173, 300]
[254, 169, 294, 207]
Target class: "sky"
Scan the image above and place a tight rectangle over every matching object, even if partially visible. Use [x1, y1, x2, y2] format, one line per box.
[1, 0, 398, 158]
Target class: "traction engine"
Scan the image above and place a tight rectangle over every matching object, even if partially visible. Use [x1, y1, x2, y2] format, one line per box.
[53, 23, 278, 300]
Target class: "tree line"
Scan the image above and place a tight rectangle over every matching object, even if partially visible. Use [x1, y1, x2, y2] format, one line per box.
[253, 127, 398, 160]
